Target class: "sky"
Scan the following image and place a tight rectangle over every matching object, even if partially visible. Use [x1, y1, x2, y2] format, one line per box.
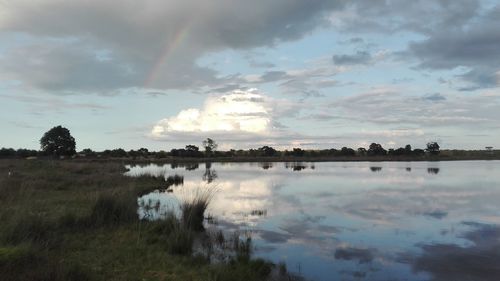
[0, 0, 499, 151]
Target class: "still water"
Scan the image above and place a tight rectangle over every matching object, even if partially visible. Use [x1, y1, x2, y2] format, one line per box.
[126, 161, 500, 281]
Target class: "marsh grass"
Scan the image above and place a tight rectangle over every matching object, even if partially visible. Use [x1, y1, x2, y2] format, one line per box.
[179, 187, 217, 231]
[89, 194, 137, 227]
[147, 212, 194, 255]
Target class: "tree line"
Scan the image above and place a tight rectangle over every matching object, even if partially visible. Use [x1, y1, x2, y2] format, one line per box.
[0, 125, 448, 159]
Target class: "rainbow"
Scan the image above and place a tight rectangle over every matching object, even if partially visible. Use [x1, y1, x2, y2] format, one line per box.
[144, 22, 193, 88]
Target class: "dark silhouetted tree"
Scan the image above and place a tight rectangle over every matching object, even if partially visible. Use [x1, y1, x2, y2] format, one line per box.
[80, 148, 96, 157]
[202, 138, 218, 156]
[258, 146, 277, 157]
[339, 147, 356, 156]
[405, 144, 412, 154]
[40, 126, 76, 156]
[292, 148, 305, 157]
[426, 142, 440, 155]
[367, 143, 387, 156]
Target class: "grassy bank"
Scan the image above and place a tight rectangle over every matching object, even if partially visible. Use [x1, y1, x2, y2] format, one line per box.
[0, 159, 296, 281]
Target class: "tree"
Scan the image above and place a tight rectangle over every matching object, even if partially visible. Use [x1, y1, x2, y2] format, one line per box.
[40, 126, 76, 156]
[258, 146, 277, 157]
[405, 144, 412, 154]
[357, 147, 367, 156]
[426, 142, 440, 155]
[202, 138, 218, 156]
[339, 147, 355, 156]
[367, 143, 387, 156]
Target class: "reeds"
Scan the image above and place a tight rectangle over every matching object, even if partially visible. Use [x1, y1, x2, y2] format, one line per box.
[179, 187, 217, 231]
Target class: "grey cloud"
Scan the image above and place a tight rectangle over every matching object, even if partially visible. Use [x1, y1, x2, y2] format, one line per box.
[259, 71, 290, 83]
[331, 90, 500, 128]
[0, 0, 345, 93]
[422, 210, 447, 219]
[422, 93, 446, 102]
[0, 40, 141, 92]
[332, 51, 372, 65]
[0, 93, 109, 114]
[406, 4, 500, 89]
[335, 0, 480, 34]
[248, 61, 276, 69]
[332, 0, 498, 89]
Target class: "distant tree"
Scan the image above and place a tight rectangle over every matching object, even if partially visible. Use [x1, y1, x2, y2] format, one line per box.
[185, 145, 199, 153]
[80, 148, 96, 157]
[394, 147, 407, 155]
[357, 147, 367, 156]
[138, 148, 149, 157]
[367, 143, 387, 156]
[258, 146, 277, 157]
[0, 148, 16, 158]
[156, 150, 168, 159]
[40, 126, 76, 157]
[426, 142, 440, 155]
[292, 148, 305, 157]
[110, 148, 127, 158]
[413, 148, 426, 156]
[339, 147, 356, 156]
[202, 138, 218, 156]
[405, 144, 412, 154]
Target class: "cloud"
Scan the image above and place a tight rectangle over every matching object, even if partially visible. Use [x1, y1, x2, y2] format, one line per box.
[329, 0, 481, 34]
[331, 88, 500, 128]
[405, 3, 500, 89]
[332, 51, 372, 65]
[0, 93, 109, 114]
[422, 93, 446, 101]
[326, 0, 499, 90]
[0, 0, 344, 93]
[241, 57, 343, 98]
[151, 88, 273, 139]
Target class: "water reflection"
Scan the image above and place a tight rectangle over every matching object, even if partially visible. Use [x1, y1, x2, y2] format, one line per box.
[126, 161, 500, 281]
[427, 167, 440, 174]
[203, 162, 217, 183]
[400, 222, 500, 281]
[259, 162, 273, 170]
[285, 162, 314, 171]
[171, 162, 199, 171]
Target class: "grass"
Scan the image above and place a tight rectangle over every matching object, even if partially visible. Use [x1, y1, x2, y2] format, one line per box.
[0, 159, 290, 281]
[180, 187, 216, 231]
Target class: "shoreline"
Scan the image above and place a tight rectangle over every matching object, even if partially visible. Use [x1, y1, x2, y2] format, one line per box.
[74, 155, 500, 164]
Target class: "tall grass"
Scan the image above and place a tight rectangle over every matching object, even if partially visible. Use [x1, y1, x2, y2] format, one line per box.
[179, 187, 217, 231]
[88, 194, 137, 227]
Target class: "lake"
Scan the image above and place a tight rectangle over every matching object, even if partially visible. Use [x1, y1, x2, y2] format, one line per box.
[125, 161, 500, 281]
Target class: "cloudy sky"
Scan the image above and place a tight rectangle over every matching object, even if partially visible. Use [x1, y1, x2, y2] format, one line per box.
[1, 0, 499, 151]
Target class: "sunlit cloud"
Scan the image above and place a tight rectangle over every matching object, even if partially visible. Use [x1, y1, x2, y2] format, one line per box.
[151, 89, 272, 138]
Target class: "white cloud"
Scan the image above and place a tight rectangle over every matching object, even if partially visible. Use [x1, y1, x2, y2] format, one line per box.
[151, 89, 272, 138]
